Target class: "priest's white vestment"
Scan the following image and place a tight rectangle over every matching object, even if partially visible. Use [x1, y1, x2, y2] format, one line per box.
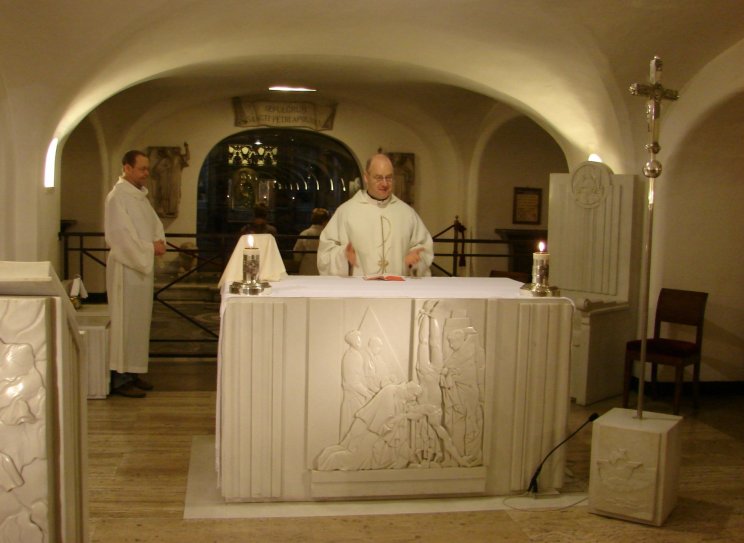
[105, 178, 165, 374]
[318, 190, 433, 276]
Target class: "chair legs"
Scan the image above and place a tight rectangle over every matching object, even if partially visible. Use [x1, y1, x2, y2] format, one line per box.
[673, 366, 684, 415]
[622, 353, 633, 408]
[623, 352, 699, 415]
[692, 358, 701, 410]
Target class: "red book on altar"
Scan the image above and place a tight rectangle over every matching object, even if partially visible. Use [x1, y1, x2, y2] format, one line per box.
[363, 274, 405, 281]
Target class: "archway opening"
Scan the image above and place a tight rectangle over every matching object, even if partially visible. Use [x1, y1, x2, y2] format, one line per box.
[196, 128, 361, 260]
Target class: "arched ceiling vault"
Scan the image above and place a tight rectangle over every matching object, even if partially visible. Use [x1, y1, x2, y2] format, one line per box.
[2, 1, 743, 173]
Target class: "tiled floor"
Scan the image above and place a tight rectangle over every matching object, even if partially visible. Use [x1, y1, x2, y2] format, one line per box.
[87, 361, 744, 542]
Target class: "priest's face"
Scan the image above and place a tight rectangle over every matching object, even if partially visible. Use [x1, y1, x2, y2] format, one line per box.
[123, 155, 151, 189]
[364, 155, 394, 200]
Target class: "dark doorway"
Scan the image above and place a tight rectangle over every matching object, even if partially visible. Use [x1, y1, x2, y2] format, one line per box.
[196, 128, 361, 261]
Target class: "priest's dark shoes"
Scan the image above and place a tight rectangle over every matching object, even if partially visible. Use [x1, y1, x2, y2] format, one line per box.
[112, 382, 146, 398]
[131, 376, 154, 391]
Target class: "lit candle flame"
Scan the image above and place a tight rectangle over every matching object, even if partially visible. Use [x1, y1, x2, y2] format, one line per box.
[248, 234, 255, 248]
[538, 241, 546, 252]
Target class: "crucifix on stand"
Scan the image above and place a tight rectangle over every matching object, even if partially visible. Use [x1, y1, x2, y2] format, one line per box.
[587, 57, 684, 527]
[628, 56, 679, 419]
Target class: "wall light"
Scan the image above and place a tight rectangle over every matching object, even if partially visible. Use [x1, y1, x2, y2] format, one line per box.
[44, 137, 59, 188]
[269, 86, 316, 92]
[587, 153, 603, 163]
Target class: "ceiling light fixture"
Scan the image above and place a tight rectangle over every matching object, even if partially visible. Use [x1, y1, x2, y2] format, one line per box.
[269, 86, 316, 92]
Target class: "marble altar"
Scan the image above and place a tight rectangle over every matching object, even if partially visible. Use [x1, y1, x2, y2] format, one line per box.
[217, 276, 573, 501]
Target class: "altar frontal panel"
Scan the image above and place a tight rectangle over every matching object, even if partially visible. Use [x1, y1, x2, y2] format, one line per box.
[307, 297, 491, 498]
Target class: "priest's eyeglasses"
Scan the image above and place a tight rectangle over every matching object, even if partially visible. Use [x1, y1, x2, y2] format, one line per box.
[372, 174, 394, 184]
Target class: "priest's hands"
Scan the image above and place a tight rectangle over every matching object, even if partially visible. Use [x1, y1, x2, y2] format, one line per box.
[345, 242, 358, 267]
[404, 247, 425, 268]
[153, 240, 166, 256]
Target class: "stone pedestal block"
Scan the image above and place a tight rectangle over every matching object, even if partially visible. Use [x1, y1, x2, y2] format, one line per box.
[76, 304, 111, 399]
[589, 407, 682, 526]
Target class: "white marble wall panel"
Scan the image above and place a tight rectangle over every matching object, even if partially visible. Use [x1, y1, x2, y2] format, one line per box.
[549, 163, 644, 405]
[549, 162, 627, 296]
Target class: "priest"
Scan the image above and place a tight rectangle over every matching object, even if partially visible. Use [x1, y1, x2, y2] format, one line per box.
[104, 150, 166, 398]
[317, 153, 433, 277]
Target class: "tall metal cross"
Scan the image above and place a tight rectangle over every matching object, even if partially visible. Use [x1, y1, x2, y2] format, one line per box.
[630, 56, 679, 157]
[628, 57, 679, 419]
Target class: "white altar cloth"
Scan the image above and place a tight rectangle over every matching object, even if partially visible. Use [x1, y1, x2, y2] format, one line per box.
[218, 234, 287, 287]
[217, 276, 574, 502]
[221, 275, 526, 300]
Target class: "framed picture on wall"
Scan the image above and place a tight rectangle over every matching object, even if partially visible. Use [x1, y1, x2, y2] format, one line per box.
[512, 187, 542, 224]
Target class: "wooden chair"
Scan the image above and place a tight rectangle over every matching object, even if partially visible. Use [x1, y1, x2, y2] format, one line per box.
[623, 288, 708, 415]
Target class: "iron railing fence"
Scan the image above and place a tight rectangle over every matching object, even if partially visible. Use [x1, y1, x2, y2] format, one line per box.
[61, 221, 540, 357]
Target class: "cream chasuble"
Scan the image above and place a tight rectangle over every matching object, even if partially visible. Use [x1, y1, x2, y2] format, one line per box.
[318, 190, 433, 276]
[105, 178, 165, 374]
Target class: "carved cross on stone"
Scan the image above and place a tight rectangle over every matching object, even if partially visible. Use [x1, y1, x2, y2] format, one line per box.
[629, 56, 679, 156]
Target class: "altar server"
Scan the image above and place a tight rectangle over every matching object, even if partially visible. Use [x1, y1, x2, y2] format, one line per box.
[105, 150, 166, 398]
[318, 153, 433, 277]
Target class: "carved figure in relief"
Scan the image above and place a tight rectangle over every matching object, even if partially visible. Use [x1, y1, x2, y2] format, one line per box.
[0, 342, 44, 427]
[318, 382, 422, 470]
[317, 381, 476, 471]
[0, 510, 44, 543]
[0, 452, 23, 491]
[571, 163, 608, 208]
[416, 300, 443, 408]
[339, 330, 374, 439]
[0, 339, 47, 540]
[364, 336, 397, 394]
[596, 448, 651, 492]
[440, 327, 485, 465]
[147, 143, 190, 218]
[319, 301, 485, 471]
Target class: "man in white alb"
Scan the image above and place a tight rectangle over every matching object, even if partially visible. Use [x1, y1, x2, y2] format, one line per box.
[317, 153, 433, 276]
[105, 150, 166, 398]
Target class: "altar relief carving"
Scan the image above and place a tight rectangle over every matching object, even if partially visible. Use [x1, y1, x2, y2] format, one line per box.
[316, 300, 485, 471]
[0, 299, 50, 542]
[571, 162, 610, 208]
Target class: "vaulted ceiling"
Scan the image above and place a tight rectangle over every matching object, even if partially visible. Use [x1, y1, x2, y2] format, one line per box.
[2, 0, 744, 169]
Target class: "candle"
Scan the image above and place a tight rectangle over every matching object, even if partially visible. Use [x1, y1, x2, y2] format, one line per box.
[532, 241, 550, 285]
[243, 234, 260, 283]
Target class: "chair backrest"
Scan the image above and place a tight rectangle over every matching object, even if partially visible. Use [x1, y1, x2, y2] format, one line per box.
[654, 288, 709, 348]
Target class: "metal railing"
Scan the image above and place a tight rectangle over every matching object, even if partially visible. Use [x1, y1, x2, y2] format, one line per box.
[61, 220, 540, 357]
